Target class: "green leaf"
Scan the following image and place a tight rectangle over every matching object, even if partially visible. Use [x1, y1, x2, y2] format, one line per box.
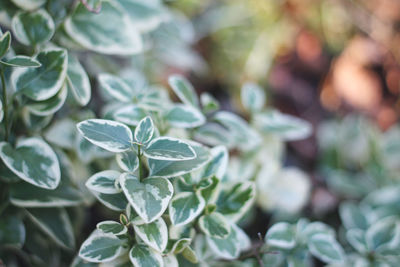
[265, 222, 296, 249]
[144, 137, 196, 161]
[11, 9, 54, 46]
[0, 138, 60, 189]
[26, 83, 67, 116]
[86, 170, 121, 194]
[77, 119, 133, 153]
[199, 176, 220, 204]
[241, 82, 265, 113]
[169, 191, 205, 227]
[9, 180, 82, 207]
[346, 229, 368, 253]
[366, 217, 400, 252]
[194, 123, 234, 148]
[181, 246, 198, 264]
[339, 202, 368, 230]
[149, 142, 210, 178]
[0, 216, 25, 248]
[254, 110, 312, 141]
[113, 105, 147, 126]
[200, 92, 219, 114]
[308, 234, 345, 263]
[98, 73, 133, 102]
[0, 100, 3, 124]
[0, 31, 11, 58]
[200, 145, 228, 179]
[129, 244, 163, 267]
[0, 55, 41, 67]
[79, 231, 125, 263]
[97, 221, 127, 236]
[11, 49, 68, 101]
[65, 1, 142, 55]
[168, 75, 199, 107]
[120, 173, 173, 223]
[116, 150, 139, 173]
[66, 55, 91, 106]
[10, 0, 45, 11]
[44, 118, 76, 149]
[166, 104, 205, 128]
[135, 116, 154, 144]
[92, 191, 128, 211]
[26, 207, 75, 249]
[133, 217, 168, 252]
[207, 223, 250, 260]
[168, 238, 191, 254]
[199, 212, 231, 239]
[217, 182, 255, 222]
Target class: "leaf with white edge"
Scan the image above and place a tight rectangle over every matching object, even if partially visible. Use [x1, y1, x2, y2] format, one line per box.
[11, 49, 68, 101]
[9, 180, 82, 207]
[26, 83, 67, 116]
[86, 170, 121, 194]
[120, 173, 173, 223]
[308, 234, 345, 263]
[200, 92, 219, 114]
[0, 100, 3, 123]
[144, 137, 196, 161]
[135, 116, 154, 144]
[200, 146, 228, 179]
[133, 217, 168, 252]
[265, 222, 296, 249]
[65, 1, 142, 55]
[0, 216, 25, 248]
[207, 223, 250, 260]
[216, 182, 256, 222]
[194, 123, 234, 148]
[92, 191, 128, 211]
[97, 221, 127, 236]
[149, 142, 210, 178]
[0, 138, 60, 189]
[254, 110, 312, 141]
[113, 105, 147, 126]
[346, 229, 368, 253]
[365, 217, 400, 252]
[75, 134, 111, 163]
[98, 73, 133, 102]
[44, 118, 76, 149]
[11, 9, 55, 46]
[213, 111, 261, 151]
[241, 82, 265, 113]
[129, 244, 164, 267]
[339, 202, 368, 231]
[10, 0, 45, 11]
[199, 176, 220, 203]
[77, 119, 133, 153]
[116, 150, 139, 173]
[169, 238, 191, 254]
[79, 231, 125, 263]
[0, 31, 10, 58]
[163, 254, 178, 267]
[26, 207, 75, 249]
[169, 191, 205, 227]
[168, 75, 199, 107]
[182, 246, 198, 264]
[303, 222, 335, 241]
[166, 104, 205, 128]
[66, 55, 91, 106]
[0, 55, 41, 67]
[199, 212, 231, 239]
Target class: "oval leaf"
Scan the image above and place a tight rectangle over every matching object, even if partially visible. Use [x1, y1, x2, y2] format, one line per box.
[79, 231, 125, 263]
[308, 234, 345, 263]
[113, 104, 147, 126]
[86, 170, 121, 194]
[135, 116, 154, 144]
[199, 212, 231, 239]
[133, 217, 168, 252]
[97, 221, 127, 236]
[98, 73, 133, 102]
[129, 244, 163, 267]
[144, 137, 196, 161]
[66, 55, 91, 106]
[1, 55, 41, 67]
[168, 75, 198, 107]
[169, 191, 205, 227]
[265, 222, 296, 249]
[166, 104, 205, 129]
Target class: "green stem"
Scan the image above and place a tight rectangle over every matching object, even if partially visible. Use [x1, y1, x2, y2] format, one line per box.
[137, 145, 143, 181]
[0, 68, 9, 142]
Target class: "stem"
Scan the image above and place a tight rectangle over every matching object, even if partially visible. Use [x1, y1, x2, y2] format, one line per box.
[0, 68, 9, 142]
[137, 145, 143, 180]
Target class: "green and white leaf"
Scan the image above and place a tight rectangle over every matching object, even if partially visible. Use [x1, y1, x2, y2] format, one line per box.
[198, 176, 220, 204]
[308, 234, 345, 263]
[92, 191, 128, 211]
[200, 92, 219, 114]
[65, 1, 142, 55]
[135, 116, 154, 144]
[10, 0, 45, 11]
[79, 231, 125, 263]
[116, 150, 139, 173]
[113, 105, 147, 126]
[265, 222, 296, 249]
[0, 137, 60, 189]
[181, 246, 198, 264]
[148, 142, 210, 178]
[200, 146, 228, 179]
[144, 137, 196, 161]
[26, 83, 67, 116]
[86, 170, 121, 194]
[11, 49, 68, 101]
[366, 217, 400, 252]
[168, 75, 199, 107]
[129, 244, 163, 267]
[77, 119, 133, 152]
[98, 73, 133, 102]
[169, 191, 205, 227]
[133, 217, 168, 252]
[346, 229, 368, 253]
[166, 104, 205, 128]
[0, 31, 10, 58]
[97, 221, 127, 236]
[11, 9, 55, 46]
[254, 110, 312, 141]
[44, 118, 76, 149]
[199, 212, 231, 239]
[194, 123, 234, 148]
[1, 55, 41, 67]
[26, 207, 75, 249]
[0, 216, 25, 248]
[339, 202, 368, 230]
[120, 173, 173, 223]
[66, 55, 91, 106]
[9, 180, 82, 207]
[241, 82, 265, 113]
